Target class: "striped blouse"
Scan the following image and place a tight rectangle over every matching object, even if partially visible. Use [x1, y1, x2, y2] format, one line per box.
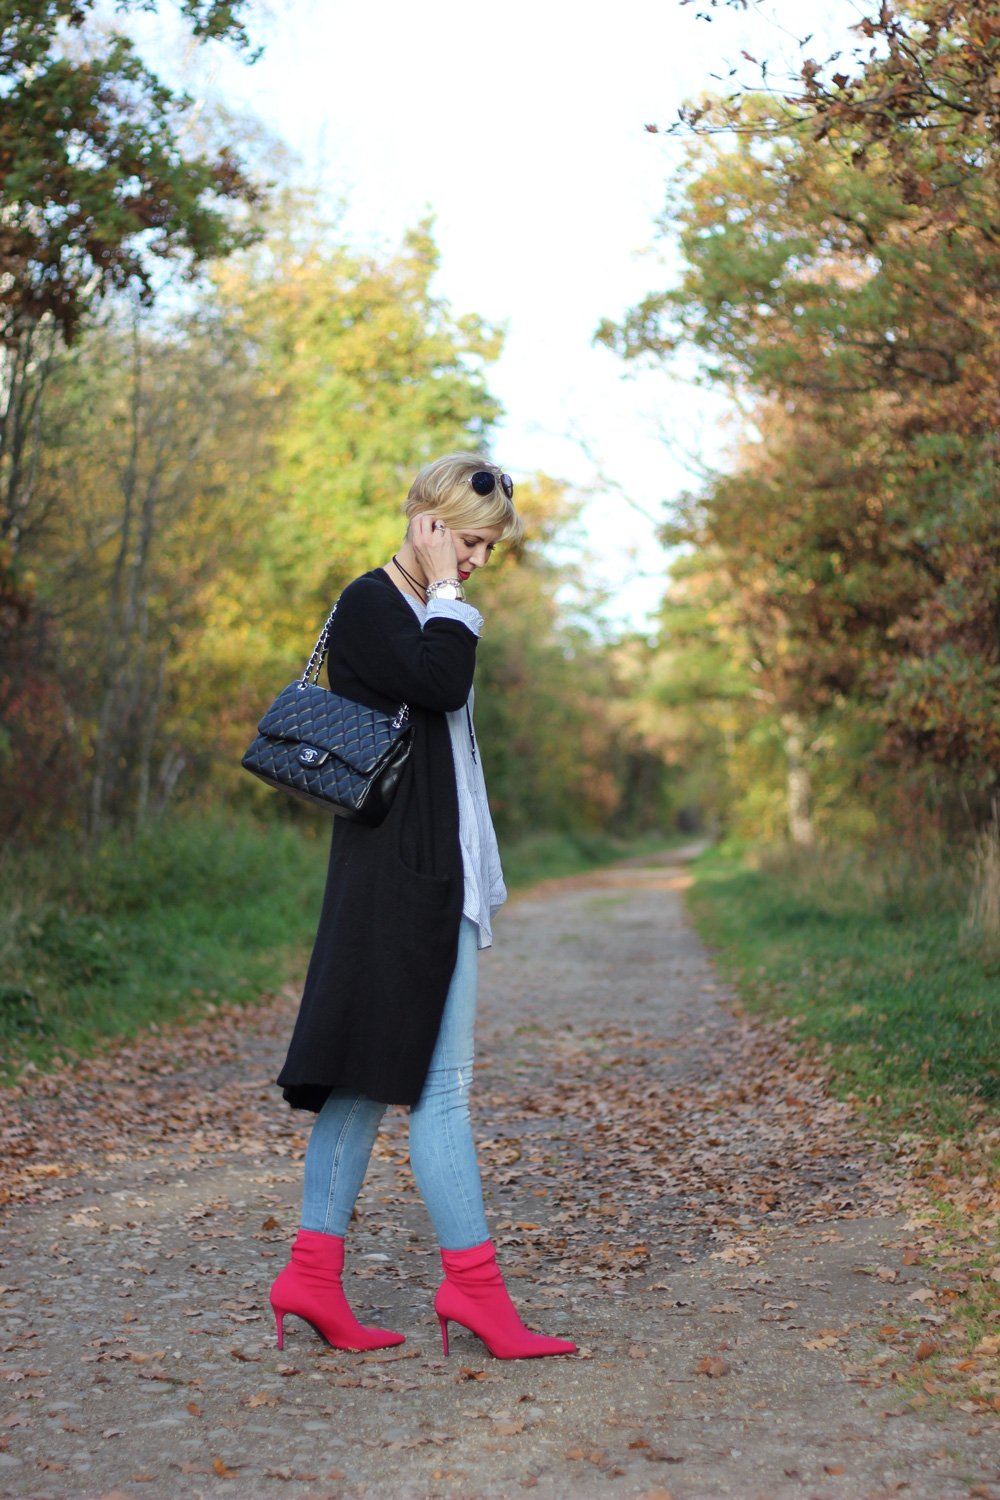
[402, 594, 507, 949]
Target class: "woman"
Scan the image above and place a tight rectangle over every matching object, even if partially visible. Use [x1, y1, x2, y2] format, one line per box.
[270, 453, 576, 1361]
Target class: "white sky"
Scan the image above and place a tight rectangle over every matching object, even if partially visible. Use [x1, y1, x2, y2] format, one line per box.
[188, 0, 862, 628]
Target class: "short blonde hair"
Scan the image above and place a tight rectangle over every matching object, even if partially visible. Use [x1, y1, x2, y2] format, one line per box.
[405, 452, 524, 544]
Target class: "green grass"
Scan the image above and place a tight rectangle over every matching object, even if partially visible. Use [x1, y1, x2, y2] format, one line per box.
[686, 839, 1000, 1137]
[0, 814, 677, 1078]
[0, 813, 331, 1076]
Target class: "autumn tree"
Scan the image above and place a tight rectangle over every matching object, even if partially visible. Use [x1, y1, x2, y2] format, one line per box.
[0, 0, 261, 343]
[603, 0, 1000, 835]
[0, 296, 269, 839]
[612, 549, 765, 838]
[0, 0, 266, 831]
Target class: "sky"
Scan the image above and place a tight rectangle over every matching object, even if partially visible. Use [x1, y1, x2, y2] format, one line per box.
[173, 0, 863, 628]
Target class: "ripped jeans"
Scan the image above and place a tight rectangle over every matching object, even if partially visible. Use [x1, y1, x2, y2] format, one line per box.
[299, 919, 489, 1251]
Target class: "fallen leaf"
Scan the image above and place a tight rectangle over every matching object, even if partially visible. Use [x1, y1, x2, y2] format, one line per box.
[694, 1355, 730, 1377]
[867, 1265, 899, 1282]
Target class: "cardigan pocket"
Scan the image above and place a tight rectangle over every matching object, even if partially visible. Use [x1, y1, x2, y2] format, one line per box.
[393, 854, 452, 905]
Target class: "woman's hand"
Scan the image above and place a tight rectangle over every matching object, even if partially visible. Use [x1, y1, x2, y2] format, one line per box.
[410, 513, 459, 585]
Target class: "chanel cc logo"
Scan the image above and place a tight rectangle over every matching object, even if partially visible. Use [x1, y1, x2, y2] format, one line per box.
[297, 745, 323, 766]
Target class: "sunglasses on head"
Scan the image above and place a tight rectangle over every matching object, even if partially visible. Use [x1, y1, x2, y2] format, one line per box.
[470, 469, 514, 500]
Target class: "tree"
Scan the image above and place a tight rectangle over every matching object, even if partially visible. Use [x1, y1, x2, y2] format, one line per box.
[603, 3, 1000, 827]
[0, 0, 267, 828]
[0, 0, 262, 344]
[670, 0, 998, 213]
[0, 294, 268, 839]
[241, 219, 502, 627]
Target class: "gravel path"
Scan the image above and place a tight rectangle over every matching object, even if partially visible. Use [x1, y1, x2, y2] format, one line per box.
[1, 847, 998, 1500]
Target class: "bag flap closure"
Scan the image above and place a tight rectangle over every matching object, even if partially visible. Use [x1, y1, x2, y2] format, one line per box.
[257, 682, 407, 776]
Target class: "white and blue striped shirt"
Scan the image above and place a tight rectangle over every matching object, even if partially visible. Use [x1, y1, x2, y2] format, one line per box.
[403, 594, 507, 949]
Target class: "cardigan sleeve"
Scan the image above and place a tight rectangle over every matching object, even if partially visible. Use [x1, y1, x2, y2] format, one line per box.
[426, 598, 484, 637]
[333, 574, 478, 712]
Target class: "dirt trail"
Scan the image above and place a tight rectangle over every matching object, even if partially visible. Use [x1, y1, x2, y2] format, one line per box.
[1, 847, 998, 1499]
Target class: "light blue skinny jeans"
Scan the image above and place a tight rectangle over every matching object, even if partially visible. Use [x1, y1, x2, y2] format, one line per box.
[300, 918, 489, 1251]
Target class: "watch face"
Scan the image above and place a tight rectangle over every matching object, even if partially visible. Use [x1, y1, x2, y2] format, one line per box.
[430, 583, 461, 600]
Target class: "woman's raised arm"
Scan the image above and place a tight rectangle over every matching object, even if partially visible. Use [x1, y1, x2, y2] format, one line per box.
[333, 575, 479, 713]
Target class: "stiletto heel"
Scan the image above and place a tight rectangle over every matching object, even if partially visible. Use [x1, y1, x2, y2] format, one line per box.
[434, 1240, 576, 1360]
[269, 1230, 405, 1353]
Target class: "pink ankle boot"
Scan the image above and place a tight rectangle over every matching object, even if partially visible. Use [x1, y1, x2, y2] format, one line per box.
[269, 1229, 405, 1352]
[434, 1239, 576, 1359]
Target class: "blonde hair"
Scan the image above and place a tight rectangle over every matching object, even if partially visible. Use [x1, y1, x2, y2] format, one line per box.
[404, 452, 524, 544]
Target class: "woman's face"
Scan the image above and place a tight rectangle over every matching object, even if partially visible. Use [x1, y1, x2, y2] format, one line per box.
[450, 524, 504, 583]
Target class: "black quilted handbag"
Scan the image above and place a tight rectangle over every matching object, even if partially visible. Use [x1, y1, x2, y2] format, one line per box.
[241, 603, 412, 824]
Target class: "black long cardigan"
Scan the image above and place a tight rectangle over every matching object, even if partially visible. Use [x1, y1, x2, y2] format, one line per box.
[276, 568, 478, 1111]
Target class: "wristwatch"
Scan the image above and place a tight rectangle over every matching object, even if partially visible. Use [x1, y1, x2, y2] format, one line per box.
[426, 578, 465, 602]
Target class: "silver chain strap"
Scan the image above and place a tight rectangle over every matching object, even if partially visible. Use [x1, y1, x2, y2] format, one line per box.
[300, 604, 339, 688]
[297, 600, 410, 730]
